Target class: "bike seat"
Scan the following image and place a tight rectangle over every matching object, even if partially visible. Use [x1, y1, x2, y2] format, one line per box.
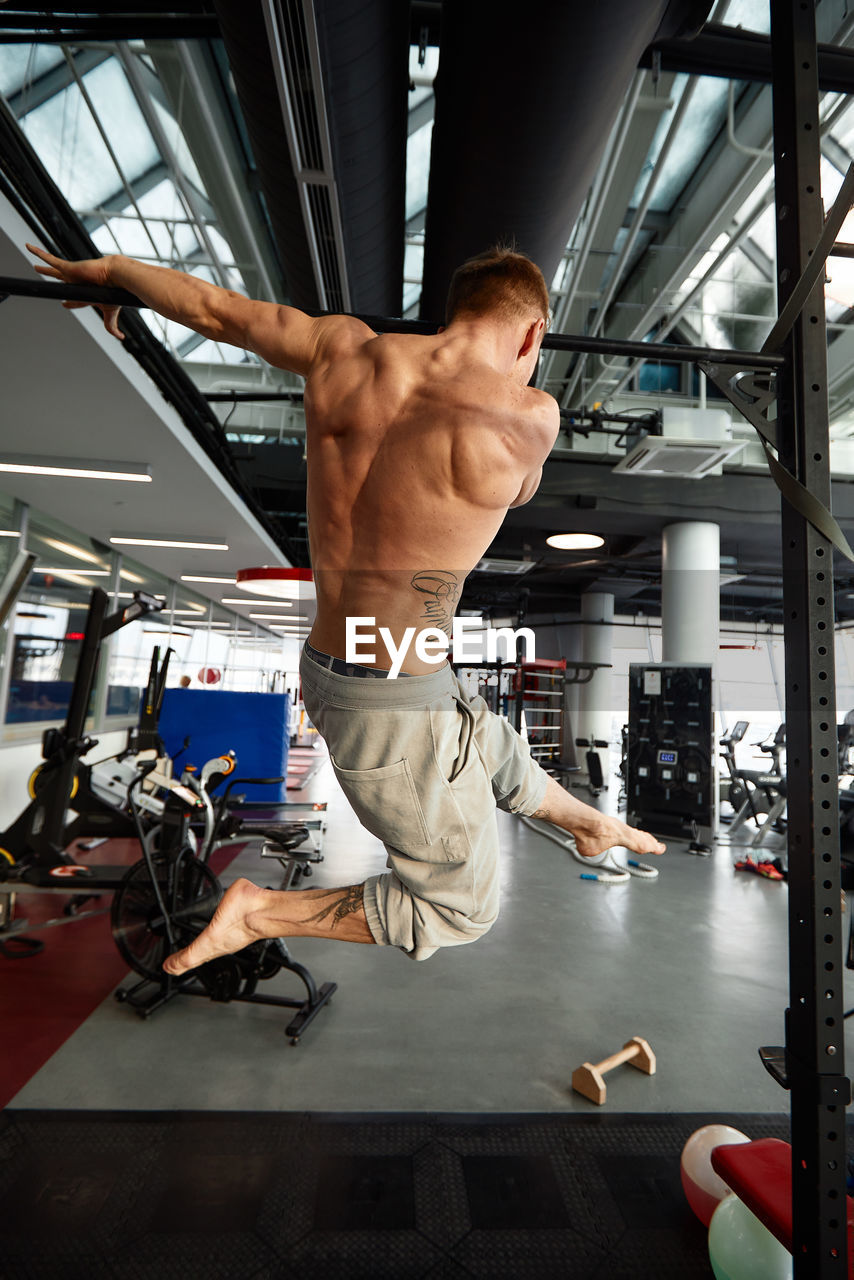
[235, 821, 310, 851]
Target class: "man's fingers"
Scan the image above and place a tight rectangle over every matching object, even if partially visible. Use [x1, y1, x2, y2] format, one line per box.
[33, 264, 63, 279]
[62, 300, 89, 310]
[26, 242, 61, 266]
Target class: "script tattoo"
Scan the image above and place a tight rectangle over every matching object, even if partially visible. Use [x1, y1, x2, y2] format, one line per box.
[410, 571, 460, 637]
[305, 885, 365, 929]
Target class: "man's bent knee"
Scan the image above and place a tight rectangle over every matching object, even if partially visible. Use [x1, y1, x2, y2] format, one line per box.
[365, 872, 497, 961]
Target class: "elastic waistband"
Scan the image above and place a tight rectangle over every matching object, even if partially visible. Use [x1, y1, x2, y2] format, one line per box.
[300, 641, 457, 709]
[302, 638, 411, 679]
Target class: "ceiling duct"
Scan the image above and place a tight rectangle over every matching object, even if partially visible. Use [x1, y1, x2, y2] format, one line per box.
[214, 0, 407, 316]
[419, 0, 714, 321]
[213, 0, 318, 310]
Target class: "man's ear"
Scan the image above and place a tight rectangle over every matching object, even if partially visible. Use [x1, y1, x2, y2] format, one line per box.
[518, 317, 544, 360]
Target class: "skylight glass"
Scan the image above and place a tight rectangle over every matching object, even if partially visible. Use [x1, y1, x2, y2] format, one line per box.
[629, 75, 747, 214]
[19, 76, 131, 209]
[0, 42, 256, 367]
[720, 0, 770, 34]
[0, 45, 64, 98]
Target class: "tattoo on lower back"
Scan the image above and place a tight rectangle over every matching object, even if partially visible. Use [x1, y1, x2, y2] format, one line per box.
[305, 884, 364, 928]
[410, 570, 460, 637]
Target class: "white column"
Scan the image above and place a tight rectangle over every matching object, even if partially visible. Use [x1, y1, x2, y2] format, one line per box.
[661, 522, 719, 666]
[577, 591, 614, 748]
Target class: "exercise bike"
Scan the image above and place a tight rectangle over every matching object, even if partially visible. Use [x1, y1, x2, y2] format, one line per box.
[111, 764, 336, 1044]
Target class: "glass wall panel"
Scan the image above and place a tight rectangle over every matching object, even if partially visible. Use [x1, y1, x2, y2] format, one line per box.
[105, 555, 171, 718]
[7, 510, 111, 726]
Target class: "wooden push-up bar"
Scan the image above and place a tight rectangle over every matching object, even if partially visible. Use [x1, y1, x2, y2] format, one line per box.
[572, 1036, 656, 1106]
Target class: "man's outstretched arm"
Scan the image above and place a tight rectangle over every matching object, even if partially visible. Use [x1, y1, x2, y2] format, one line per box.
[26, 245, 370, 376]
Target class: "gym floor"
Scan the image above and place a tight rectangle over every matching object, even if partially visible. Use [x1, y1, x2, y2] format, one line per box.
[3, 750, 852, 1278]
[6, 747, 852, 1116]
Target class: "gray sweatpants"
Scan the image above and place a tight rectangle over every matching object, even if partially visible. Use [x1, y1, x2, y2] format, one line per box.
[299, 646, 550, 960]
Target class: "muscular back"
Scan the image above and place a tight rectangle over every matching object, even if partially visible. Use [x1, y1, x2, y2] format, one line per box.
[304, 324, 558, 672]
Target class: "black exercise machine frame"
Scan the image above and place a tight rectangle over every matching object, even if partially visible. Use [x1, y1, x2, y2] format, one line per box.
[0, 3, 847, 1264]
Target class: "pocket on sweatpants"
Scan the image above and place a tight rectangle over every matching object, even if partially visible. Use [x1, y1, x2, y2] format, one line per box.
[330, 756, 430, 848]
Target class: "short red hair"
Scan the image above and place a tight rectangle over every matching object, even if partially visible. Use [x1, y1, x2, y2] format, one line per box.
[445, 246, 550, 327]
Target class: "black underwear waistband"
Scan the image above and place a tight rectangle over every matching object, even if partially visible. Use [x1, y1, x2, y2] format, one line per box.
[302, 638, 413, 678]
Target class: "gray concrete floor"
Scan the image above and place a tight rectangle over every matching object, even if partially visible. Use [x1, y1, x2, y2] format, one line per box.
[10, 752, 854, 1115]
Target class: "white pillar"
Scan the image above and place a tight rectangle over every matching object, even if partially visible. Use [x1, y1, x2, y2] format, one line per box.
[661, 522, 719, 666]
[577, 591, 614, 748]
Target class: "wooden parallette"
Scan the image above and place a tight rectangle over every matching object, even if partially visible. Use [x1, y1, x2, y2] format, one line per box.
[571, 1036, 656, 1105]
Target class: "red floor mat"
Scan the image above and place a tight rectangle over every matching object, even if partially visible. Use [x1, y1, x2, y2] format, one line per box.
[0, 838, 245, 1109]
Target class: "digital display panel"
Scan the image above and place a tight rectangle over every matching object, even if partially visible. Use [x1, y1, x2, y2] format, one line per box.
[658, 750, 677, 764]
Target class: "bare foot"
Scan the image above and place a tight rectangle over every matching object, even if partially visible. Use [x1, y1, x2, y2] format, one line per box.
[162, 877, 267, 976]
[573, 814, 666, 860]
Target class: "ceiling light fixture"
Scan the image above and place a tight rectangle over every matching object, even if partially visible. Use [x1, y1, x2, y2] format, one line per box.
[235, 567, 315, 600]
[249, 613, 309, 621]
[34, 567, 110, 577]
[111, 538, 229, 550]
[180, 575, 237, 584]
[220, 597, 293, 607]
[41, 537, 106, 566]
[546, 533, 605, 551]
[120, 568, 145, 584]
[0, 530, 21, 538]
[0, 458, 151, 483]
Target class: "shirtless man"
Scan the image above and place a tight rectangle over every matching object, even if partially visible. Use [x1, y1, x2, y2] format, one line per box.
[28, 242, 665, 969]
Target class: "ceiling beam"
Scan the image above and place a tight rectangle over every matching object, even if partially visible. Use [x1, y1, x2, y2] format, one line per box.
[643, 21, 854, 93]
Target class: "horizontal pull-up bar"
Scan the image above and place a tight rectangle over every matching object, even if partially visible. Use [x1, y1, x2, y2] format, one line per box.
[0, 275, 786, 370]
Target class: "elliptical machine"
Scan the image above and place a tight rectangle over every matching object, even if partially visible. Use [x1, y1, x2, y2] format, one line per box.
[720, 722, 787, 845]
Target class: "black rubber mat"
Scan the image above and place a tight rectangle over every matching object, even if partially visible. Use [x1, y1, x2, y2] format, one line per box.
[0, 1109, 795, 1278]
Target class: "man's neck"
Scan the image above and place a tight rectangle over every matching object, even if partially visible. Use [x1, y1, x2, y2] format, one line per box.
[440, 318, 524, 377]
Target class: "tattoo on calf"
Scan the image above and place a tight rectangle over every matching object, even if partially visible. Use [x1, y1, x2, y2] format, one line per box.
[530, 806, 552, 821]
[305, 884, 365, 929]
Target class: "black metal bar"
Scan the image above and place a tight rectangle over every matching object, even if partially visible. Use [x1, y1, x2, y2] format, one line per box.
[0, 276, 787, 370]
[205, 391, 305, 403]
[643, 21, 854, 94]
[0, 16, 218, 41]
[830, 243, 854, 258]
[771, 4, 850, 1276]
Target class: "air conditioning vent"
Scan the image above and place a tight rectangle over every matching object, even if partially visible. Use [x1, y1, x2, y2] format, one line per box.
[475, 558, 535, 575]
[615, 439, 745, 477]
[306, 183, 346, 311]
[278, 0, 323, 170]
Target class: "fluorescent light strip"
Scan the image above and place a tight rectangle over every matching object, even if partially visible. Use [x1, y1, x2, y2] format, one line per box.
[34, 567, 110, 577]
[249, 614, 309, 621]
[41, 537, 105, 566]
[0, 462, 151, 482]
[0, 530, 21, 538]
[120, 568, 145, 584]
[180, 575, 237, 583]
[112, 538, 229, 551]
[220, 597, 293, 607]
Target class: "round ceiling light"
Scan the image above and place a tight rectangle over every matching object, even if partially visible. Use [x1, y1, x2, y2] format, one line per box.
[546, 533, 605, 551]
[236, 566, 316, 600]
